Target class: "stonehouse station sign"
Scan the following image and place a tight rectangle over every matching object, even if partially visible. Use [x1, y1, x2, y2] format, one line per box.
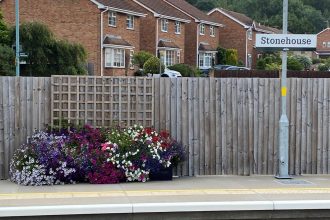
[256, 34, 317, 51]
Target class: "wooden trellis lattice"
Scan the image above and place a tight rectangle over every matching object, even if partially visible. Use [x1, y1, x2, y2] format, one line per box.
[51, 76, 154, 128]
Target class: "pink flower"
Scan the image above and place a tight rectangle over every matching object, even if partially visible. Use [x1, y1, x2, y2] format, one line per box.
[101, 143, 110, 151]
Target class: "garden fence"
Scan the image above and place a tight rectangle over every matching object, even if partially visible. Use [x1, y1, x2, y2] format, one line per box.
[1, 76, 330, 179]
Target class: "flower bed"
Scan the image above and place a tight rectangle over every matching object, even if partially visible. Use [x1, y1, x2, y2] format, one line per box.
[9, 125, 185, 186]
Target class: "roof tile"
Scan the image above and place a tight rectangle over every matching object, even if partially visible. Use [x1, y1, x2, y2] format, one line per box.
[97, 0, 146, 14]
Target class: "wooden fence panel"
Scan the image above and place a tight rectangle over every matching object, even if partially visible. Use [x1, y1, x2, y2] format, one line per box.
[0, 77, 51, 180]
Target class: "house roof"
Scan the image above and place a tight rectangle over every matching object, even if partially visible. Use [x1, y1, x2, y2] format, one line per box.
[198, 42, 217, 52]
[134, 0, 191, 22]
[164, 0, 221, 26]
[96, 0, 146, 15]
[209, 8, 281, 33]
[158, 40, 180, 48]
[103, 36, 133, 48]
[317, 28, 330, 36]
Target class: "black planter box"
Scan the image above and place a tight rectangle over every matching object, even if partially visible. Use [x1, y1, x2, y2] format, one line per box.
[149, 166, 173, 181]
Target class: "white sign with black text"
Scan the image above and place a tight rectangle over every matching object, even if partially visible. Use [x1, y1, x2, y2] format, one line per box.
[255, 34, 317, 51]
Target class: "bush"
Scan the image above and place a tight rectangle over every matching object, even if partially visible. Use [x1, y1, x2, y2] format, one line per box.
[294, 55, 312, 70]
[132, 51, 154, 68]
[216, 46, 226, 64]
[225, 49, 238, 66]
[0, 44, 15, 76]
[318, 64, 330, 71]
[168, 64, 200, 77]
[143, 56, 164, 75]
[287, 56, 304, 71]
[257, 59, 266, 70]
[312, 58, 322, 64]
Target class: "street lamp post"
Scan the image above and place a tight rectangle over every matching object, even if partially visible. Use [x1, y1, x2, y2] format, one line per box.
[277, 0, 291, 179]
[15, 0, 20, 77]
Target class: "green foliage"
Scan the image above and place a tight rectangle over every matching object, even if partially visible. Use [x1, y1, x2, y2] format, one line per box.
[216, 46, 226, 64]
[265, 63, 281, 71]
[168, 64, 200, 77]
[132, 51, 154, 68]
[318, 59, 330, 71]
[293, 55, 312, 70]
[190, 0, 329, 33]
[0, 44, 15, 76]
[143, 56, 165, 75]
[312, 58, 322, 64]
[0, 9, 10, 45]
[225, 49, 238, 66]
[287, 56, 304, 71]
[257, 58, 266, 70]
[9, 22, 87, 76]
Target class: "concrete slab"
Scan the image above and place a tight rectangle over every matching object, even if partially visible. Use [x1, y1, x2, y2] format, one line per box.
[2, 175, 330, 217]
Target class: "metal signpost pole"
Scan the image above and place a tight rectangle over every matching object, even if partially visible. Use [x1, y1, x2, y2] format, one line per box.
[277, 0, 291, 179]
[15, 0, 20, 77]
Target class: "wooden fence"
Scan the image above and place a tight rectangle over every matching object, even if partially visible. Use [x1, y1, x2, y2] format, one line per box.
[213, 70, 330, 78]
[0, 77, 51, 180]
[1, 76, 330, 179]
[154, 78, 330, 176]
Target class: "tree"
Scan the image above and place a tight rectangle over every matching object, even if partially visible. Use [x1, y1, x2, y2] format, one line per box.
[132, 51, 154, 68]
[225, 49, 238, 65]
[143, 56, 164, 75]
[216, 46, 226, 64]
[0, 45, 15, 76]
[9, 22, 87, 76]
[0, 9, 10, 45]
[287, 56, 304, 71]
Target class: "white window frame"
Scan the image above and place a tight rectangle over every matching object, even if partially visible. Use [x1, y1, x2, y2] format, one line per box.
[109, 11, 117, 27]
[129, 50, 134, 69]
[328, 42, 330, 48]
[161, 19, 168, 32]
[210, 26, 215, 37]
[160, 50, 180, 67]
[247, 54, 252, 68]
[175, 21, 181, 34]
[105, 48, 125, 68]
[199, 52, 213, 69]
[126, 15, 134, 30]
[199, 24, 205, 35]
[248, 29, 253, 40]
[323, 42, 327, 48]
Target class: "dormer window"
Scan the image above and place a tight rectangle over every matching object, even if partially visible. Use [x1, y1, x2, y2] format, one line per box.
[210, 26, 215, 37]
[199, 24, 205, 35]
[126, 15, 134, 29]
[109, 11, 117, 27]
[175, 21, 181, 34]
[161, 19, 168, 32]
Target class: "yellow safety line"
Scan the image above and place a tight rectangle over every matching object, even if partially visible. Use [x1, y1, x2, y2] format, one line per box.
[1, 187, 330, 197]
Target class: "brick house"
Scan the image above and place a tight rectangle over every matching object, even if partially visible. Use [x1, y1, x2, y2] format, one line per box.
[208, 8, 280, 69]
[164, 0, 222, 70]
[314, 28, 330, 59]
[0, 0, 146, 76]
[133, 0, 191, 68]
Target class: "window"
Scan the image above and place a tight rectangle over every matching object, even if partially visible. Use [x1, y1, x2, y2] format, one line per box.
[105, 48, 125, 68]
[199, 53, 213, 68]
[129, 50, 134, 69]
[323, 42, 327, 48]
[210, 26, 215, 37]
[160, 50, 179, 67]
[199, 24, 205, 35]
[247, 54, 252, 68]
[328, 42, 330, 48]
[126, 15, 134, 29]
[109, 12, 117, 27]
[175, 21, 181, 34]
[248, 29, 253, 40]
[161, 19, 168, 32]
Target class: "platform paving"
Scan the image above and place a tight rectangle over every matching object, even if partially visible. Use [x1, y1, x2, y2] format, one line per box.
[1, 175, 330, 218]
